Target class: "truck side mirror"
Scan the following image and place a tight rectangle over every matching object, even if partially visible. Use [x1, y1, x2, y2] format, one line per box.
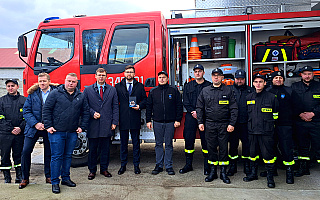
[18, 35, 28, 57]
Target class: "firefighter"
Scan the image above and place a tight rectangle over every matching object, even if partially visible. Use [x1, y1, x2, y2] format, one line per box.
[243, 74, 278, 188]
[0, 79, 26, 183]
[291, 66, 320, 176]
[227, 69, 254, 177]
[266, 71, 298, 184]
[179, 64, 211, 175]
[196, 68, 238, 184]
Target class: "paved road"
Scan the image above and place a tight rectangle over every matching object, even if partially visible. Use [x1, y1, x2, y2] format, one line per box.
[0, 140, 319, 199]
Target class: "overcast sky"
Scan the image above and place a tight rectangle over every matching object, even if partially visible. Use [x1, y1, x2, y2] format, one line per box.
[0, 0, 195, 48]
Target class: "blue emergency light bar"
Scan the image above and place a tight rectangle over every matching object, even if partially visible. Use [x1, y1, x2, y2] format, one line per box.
[44, 17, 60, 21]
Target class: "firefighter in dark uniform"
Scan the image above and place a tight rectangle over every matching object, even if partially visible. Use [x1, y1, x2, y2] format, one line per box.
[179, 64, 211, 175]
[266, 71, 298, 184]
[227, 69, 254, 177]
[243, 74, 278, 188]
[0, 79, 26, 183]
[196, 68, 238, 184]
[291, 66, 320, 176]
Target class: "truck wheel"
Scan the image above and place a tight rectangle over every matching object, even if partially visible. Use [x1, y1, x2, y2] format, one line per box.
[71, 132, 89, 167]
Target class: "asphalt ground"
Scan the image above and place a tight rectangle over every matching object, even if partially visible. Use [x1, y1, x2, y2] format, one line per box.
[0, 140, 319, 200]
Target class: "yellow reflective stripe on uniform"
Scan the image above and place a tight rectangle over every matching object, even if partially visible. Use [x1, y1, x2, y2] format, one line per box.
[263, 157, 277, 164]
[298, 156, 310, 160]
[228, 155, 239, 160]
[313, 95, 320, 98]
[14, 164, 21, 168]
[219, 100, 229, 104]
[273, 112, 279, 120]
[219, 161, 229, 165]
[241, 156, 250, 159]
[185, 149, 195, 154]
[0, 115, 5, 119]
[317, 160, 320, 163]
[247, 100, 255, 105]
[0, 166, 12, 170]
[202, 149, 208, 154]
[20, 108, 23, 112]
[262, 49, 271, 62]
[261, 108, 272, 112]
[281, 49, 287, 61]
[249, 155, 259, 161]
[208, 160, 218, 165]
[283, 160, 295, 166]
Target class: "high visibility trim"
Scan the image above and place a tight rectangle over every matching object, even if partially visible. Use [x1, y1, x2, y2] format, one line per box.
[202, 149, 208, 154]
[185, 149, 195, 154]
[228, 155, 239, 160]
[281, 49, 287, 61]
[249, 156, 259, 161]
[14, 164, 21, 168]
[298, 156, 310, 160]
[283, 160, 295, 166]
[0, 115, 5, 119]
[262, 49, 271, 62]
[317, 160, 320, 163]
[263, 157, 277, 164]
[219, 161, 229, 165]
[313, 95, 320, 99]
[247, 100, 255, 105]
[208, 160, 218, 165]
[219, 100, 229, 105]
[241, 156, 250, 159]
[273, 112, 279, 120]
[261, 108, 272, 112]
[0, 166, 12, 170]
[19, 108, 23, 112]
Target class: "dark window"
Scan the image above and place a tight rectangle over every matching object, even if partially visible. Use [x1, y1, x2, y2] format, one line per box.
[82, 29, 106, 65]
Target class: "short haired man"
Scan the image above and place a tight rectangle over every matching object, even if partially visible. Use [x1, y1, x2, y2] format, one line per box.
[0, 79, 26, 183]
[180, 64, 211, 175]
[83, 68, 119, 180]
[146, 71, 183, 175]
[19, 73, 58, 189]
[115, 65, 147, 175]
[197, 68, 238, 184]
[43, 73, 90, 194]
[291, 66, 320, 176]
[227, 69, 254, 177]
[243, 74, 278, 188]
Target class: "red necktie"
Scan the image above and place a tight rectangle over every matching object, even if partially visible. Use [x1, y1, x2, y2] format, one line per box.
[100, 86, 103, 100]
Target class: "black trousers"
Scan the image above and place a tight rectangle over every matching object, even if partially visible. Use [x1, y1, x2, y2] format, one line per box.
[183, 113, 207, 154]
[249, 134, 275, 161]
[228, 122, 250, 159]
[120, 129, 140, 167]
[21, 130, 51, 179]
[274, 126, 294, 163]
[0, 134, 24, 169]
[295, 121, 320, 161]
[205, 122, 229, 164]
[88, 137, 111, 173]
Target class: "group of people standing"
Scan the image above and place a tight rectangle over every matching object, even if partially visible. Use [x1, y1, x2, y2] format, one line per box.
[0, 64, 319, 193]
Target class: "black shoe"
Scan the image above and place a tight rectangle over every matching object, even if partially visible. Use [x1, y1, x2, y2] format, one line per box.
[15, 167, 22, 183]
[3, 170, 11, 183]
[52, 184, 60, 194]
[294, 160, 310, 177]
[205, 165, 218, 182]
[286, 166, 294, 184]
[220, 166, 231, 184]
[260, 170, 278, 177]
[61, 179, 76, 187]
[179, 164, 193, 174]
[152, 165, 163, 175]
[134, 166, 141, 174]
[166, 168, 175, 175]
[226, 162, 237, 176]
[118, 166, 126, 175]
[267, 175, 275, 188]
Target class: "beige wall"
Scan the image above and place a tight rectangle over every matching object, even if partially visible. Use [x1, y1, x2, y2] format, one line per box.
[0, 68, 24, 97]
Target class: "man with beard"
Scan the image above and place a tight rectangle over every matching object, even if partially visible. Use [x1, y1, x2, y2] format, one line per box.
[291, 66, 320, 176]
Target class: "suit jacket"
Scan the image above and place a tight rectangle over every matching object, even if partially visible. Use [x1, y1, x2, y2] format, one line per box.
[115, 78, 147, 130]
[83, 82, 119, 138]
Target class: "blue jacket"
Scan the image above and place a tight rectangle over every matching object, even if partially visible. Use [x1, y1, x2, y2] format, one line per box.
[23, 83, 58, 138]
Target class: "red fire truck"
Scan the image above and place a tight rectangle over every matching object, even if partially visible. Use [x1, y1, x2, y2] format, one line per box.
[18, 10, 320, 166]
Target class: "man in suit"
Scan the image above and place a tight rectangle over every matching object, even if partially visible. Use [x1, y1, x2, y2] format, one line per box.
[83, 68, 119, 180]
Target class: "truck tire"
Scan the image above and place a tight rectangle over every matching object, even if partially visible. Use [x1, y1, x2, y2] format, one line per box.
[71, 132, 89, 167]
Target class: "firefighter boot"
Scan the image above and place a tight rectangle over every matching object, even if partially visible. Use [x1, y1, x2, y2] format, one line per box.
[243, 161, 258, 182]
[220, 166, 231, 184]
[226, 160, 237, 176]
[205, 165, 218, 182]
[286, 166, 294, 184]
[3, 170, 11, 183]
[15, 167, 22, 183]
[243, 159, 250, 176]
[266, 163, 276, 188]
[203, 156, 211, 175]
[179, 153, 193, 174]
[260, 168, 278, 177]
[294, 160, 310, 177]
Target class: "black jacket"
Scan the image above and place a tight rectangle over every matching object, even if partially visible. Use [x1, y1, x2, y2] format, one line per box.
[229, 84, 254, 124]
[247, 89, 278, 135]
[291, 80, 320, 122]
[146, 84, 183, 123]
[183, 79, 211, 113]
[267, 85, 299, 126]
[0, 92, 26, 135]
[43, 85, 90, 132]
[196, 84, 238, 126]
[115, 79, 147, 130]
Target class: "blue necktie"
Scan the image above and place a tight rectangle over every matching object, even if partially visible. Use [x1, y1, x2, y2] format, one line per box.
[128, 83, 132, 96]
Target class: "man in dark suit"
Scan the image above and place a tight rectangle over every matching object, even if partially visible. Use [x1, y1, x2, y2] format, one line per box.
[83, 68, 119, 181]
[115, 65, 147, 175]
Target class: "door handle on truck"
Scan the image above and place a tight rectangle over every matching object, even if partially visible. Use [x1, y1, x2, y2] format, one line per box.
[198, 29, 215, 33]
